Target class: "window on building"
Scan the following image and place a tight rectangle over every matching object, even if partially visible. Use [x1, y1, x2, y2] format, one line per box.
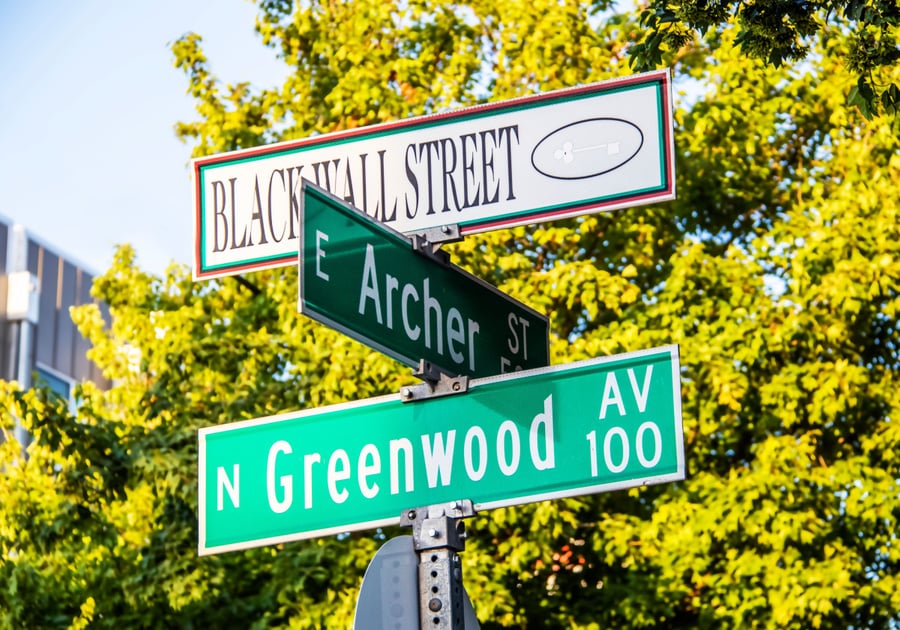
[34, 365, 76, 413]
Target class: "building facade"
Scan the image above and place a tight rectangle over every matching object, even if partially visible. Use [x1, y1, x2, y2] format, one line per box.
[0, 217, 108, 445]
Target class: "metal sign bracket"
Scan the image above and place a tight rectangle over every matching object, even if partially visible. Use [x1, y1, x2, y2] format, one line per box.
[408, 224, 462, 265]
[400, 360, 469, 403]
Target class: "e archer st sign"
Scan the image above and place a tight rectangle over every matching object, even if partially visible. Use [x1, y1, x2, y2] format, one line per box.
[192, 70, 675, 280]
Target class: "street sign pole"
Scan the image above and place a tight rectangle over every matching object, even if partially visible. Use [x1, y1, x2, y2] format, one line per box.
[400, 500, 477, 630]
[353, 532, 480, 630]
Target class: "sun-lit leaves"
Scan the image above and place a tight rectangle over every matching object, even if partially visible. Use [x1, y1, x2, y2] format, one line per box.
[630, 0, 900, 121]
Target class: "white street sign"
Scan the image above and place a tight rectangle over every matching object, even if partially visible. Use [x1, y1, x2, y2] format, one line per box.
[192, 70, 675, 279]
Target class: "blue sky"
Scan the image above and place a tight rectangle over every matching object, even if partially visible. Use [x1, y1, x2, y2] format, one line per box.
[0, 0, 286, 276]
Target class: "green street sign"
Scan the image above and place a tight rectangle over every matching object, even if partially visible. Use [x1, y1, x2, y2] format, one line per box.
[298, 182, 549, 378]
[198, 345, 684, 555]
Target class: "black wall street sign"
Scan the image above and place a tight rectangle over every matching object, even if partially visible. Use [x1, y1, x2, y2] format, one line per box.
[192, 69, 675, 280]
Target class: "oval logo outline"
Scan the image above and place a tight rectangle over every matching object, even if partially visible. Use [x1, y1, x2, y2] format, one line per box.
[530, 118, 644, 180]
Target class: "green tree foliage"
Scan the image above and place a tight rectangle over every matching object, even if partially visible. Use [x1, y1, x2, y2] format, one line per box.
[629, 0, 900, 120]
[2, 1, 899, 627]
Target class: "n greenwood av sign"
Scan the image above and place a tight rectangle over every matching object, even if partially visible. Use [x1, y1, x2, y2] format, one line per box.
[192, 70, 675, 279]
[198, 345, 684, 555]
